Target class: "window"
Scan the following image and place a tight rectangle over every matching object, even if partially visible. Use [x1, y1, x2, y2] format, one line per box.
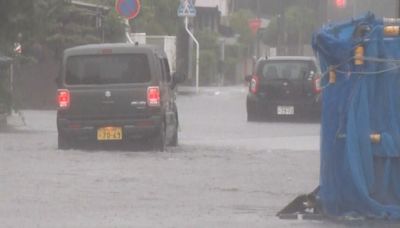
[65, 54, 151, 85]
[259, 60, 313, 80]
[159, 58, 171, 83]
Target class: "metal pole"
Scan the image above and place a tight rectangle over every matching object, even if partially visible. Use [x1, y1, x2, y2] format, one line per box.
[10, 63, 14, 94]
[220, 39, 225, 85]
[256, 0, 260, 58]
[125, 19, 133, 44]
[184, 16, 200, 93]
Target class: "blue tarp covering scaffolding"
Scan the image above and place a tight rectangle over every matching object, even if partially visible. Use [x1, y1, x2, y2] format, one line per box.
[312, 13, 400, 219]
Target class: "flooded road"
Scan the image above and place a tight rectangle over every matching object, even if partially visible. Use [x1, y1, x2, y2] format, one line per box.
[1, 86, 327, 227]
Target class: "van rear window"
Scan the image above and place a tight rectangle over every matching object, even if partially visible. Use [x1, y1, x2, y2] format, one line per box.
[65, 54, 151, 85]
[259, 60, 316, 80]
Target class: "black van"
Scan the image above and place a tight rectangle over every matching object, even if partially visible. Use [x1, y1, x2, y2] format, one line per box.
[56, 43, 185, 151]
[246, 56, 321, 121]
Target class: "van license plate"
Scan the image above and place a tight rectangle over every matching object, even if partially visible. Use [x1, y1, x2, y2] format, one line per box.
[277, 106, 294, 115]
[97, 127, 123, 141]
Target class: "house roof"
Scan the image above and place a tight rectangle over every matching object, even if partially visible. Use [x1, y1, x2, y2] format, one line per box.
[0, 53, 12, 63]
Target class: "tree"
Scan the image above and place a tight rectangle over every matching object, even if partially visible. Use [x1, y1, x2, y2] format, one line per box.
[261, 17, 278, 47]
[285, 5, 316, 54]
[0, 0, 34, 54]
[195, 30, 219, 85]
[229, 9, 254, 45]
[261, 5, 317, 55]
[103, 10, 126, 43]
[72, 0, 125, 42]
[131, 0, 181, 35]
[0, 0, 183, 57]
[5, 0, 125, 60]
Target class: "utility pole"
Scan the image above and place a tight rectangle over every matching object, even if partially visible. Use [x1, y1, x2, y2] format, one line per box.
[256, 0, 260, 58]
[396, 0, 400, 17]
[352, 0, 357, 18]
[184, 17, 200, 93]
[277, 0, 285, 56]
[178, 0, 199, 93]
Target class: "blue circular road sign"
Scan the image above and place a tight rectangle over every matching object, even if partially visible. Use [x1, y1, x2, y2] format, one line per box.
[115, 0, 141, 20]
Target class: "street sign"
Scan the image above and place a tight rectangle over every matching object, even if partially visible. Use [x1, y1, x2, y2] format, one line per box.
[177, 0, 196, 17]
[115, 0, 141, 20]
[248, 18, 261, 35]
[14, 42, 22, 54]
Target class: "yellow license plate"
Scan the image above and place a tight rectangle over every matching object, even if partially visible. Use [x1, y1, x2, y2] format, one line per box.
[97, 127, 123, 141]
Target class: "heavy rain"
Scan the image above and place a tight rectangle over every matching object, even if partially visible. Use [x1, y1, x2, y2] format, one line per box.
[1, 0, 400, 227]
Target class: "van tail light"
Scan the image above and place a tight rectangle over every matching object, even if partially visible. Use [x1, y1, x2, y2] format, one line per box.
[313, 75, 322, 94]
[147, 86, 160, 107]
[57, 89, 70, 109]
[250, 75, 260, 94]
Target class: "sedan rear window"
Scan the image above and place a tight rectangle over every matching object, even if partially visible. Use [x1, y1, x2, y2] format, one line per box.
[65, 54, 151, 85]
[259, 60, 316, 80]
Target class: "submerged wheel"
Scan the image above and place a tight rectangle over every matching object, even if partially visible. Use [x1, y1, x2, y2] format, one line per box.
[153, 121, 166, 152]
[246, 101, 259, 122]
[170, 119, 178, 147]
[58, 133, 72, 150]
[0, 117, 7, 130]
[247, 110, 258, 122]
[168, 112, 179, 147]
[170, 129, 178, 147]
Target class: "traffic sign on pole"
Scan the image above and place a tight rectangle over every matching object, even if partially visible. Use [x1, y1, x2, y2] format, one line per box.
[177, 0, 196, 17]
[14, 42, 22, 55]
[115, 0, 141, 20]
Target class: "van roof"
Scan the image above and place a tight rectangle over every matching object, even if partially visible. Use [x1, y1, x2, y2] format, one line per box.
[64, 43, 167, 58]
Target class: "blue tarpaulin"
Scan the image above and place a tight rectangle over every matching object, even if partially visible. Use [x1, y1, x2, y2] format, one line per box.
[313, 13, 400, 219]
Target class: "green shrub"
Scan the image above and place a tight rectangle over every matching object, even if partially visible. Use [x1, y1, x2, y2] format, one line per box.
[199, 50, 217, 86]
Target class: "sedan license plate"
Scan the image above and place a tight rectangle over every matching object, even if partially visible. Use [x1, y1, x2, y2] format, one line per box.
[277, 106, 294, 115]
[97, 127, 123, 141]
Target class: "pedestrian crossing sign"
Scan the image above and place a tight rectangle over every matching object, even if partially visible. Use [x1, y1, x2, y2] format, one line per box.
[177, 0, 196, 17]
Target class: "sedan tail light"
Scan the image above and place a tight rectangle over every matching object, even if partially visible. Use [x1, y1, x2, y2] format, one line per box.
[313, 75, 322, 94]
[147, 86, 160, 107]
[57, 89, 70, 109]
[250, 75, 260, 94]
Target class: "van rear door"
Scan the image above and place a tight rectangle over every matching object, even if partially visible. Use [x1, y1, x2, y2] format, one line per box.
[258, 60, 314, 101]
[62, 53, 153, 120]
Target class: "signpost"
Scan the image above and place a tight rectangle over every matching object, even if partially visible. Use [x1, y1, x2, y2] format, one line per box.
[115, 0, 141, 20]
[13, 43, 22, 55]
[177, 0, 199, 93]
[115, 0, 141, 43]
[177, 0, 196, 17]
